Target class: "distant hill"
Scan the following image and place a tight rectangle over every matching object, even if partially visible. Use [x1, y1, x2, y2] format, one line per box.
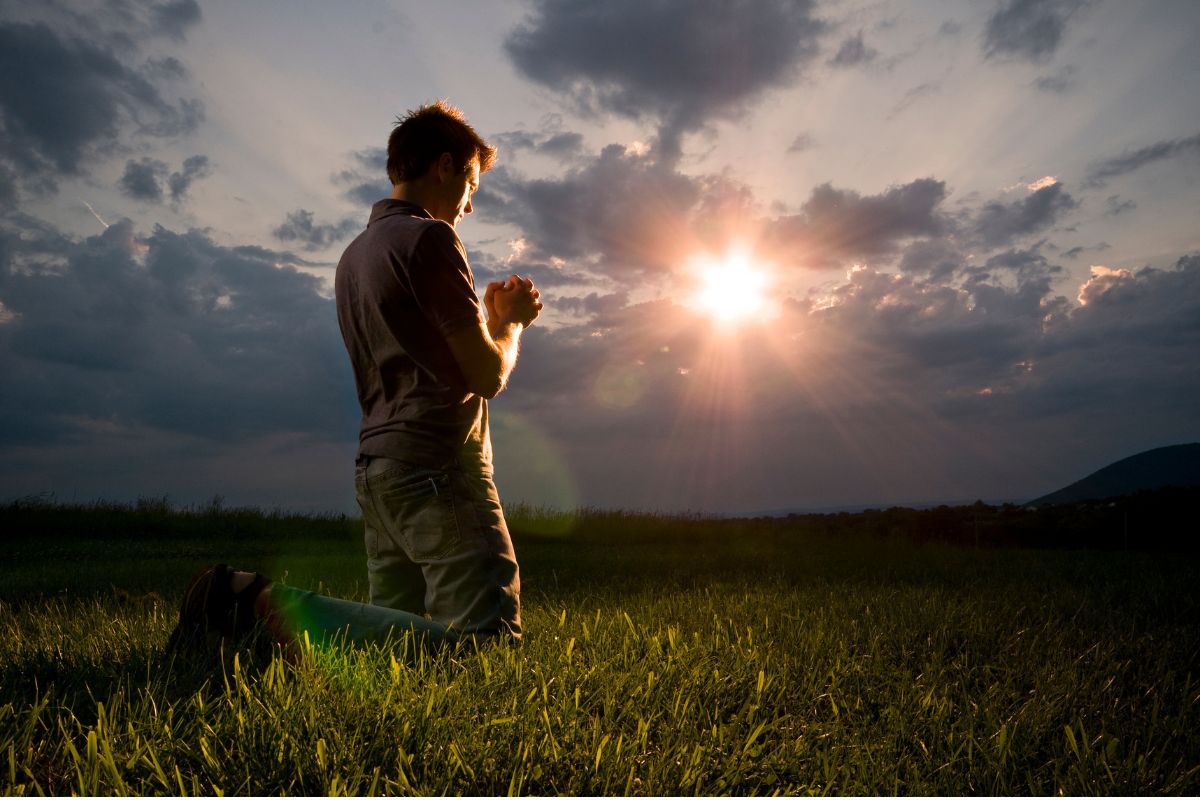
[1029, 443, 1200, 506]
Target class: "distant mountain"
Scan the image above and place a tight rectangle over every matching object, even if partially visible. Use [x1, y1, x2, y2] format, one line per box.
[1029, 443, 1200, 506]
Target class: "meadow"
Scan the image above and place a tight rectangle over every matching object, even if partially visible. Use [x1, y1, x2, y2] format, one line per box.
[1, 498, 1198, 795]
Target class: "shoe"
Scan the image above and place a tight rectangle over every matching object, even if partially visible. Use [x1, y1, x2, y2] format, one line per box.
[166, 563, 271, 651]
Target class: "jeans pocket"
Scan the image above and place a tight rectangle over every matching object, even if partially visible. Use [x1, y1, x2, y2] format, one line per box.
[371, 468, 461, 561]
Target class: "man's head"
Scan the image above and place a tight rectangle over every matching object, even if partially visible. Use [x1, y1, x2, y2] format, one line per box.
[387, 101, 496, 227]
[387, 100, 495, 184]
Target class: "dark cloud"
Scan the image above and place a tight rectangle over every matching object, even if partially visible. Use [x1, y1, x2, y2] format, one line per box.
[973, 182, 1078, 248]
[0, 218, 354, 451]
[477, 145, 705, 274]
[1025, 255, 1200, 423]
[494, 128, 585, 161]
[1104, 195, 1136, 216]
[118, 154, 210, 204]
[787, 132, 817, 153]
[144, 55, 188, 80]
[119, 157, 168, 202]
[964, 244, 1063, 288]
[554, 291, 629, 319]
[938, 20, 963, 37]
[766, 178, 949, 266]
[887, 82, 939, 119]
[828, 30, 878, 68]
[504, 0, 828, 161]
[1034, 64, 1077, 93]
[167, 154, 211, 202]
[1061, 241, 1110, 260]
[983, 0, 1085, 64]
[898, 238, 963, 281]
[539, 132, 585, 158]
[1084, 132, 1200, 188]
[0, 5, 204, 195]
[2, 205, 1196, 512]
[273, 209, 361, 251]
[467, 248, 593, 290]
[484, 252, 1200, 510]
[333, 147, 390, 206]
[151, 0, 201, 41]
[0, 167, 15, 210]
[493, 130, 539, 152]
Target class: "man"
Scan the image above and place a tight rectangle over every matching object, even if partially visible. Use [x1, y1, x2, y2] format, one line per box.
[167, 102, 538, 653]
[334, 100, 539, 642]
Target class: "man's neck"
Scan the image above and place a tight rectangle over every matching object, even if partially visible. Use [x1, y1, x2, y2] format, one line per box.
[391, 183, 435, 217]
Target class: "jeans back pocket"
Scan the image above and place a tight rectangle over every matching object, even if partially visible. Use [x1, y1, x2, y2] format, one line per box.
[369, 468, 462, 561]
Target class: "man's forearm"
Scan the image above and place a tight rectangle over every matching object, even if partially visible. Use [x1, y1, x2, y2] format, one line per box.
[487, 318, 524, 393]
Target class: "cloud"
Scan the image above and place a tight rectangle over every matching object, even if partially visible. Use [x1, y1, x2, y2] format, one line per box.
[1061, 241, 1110, 260]
[482, 152, 1054, 282]
[273, 210, 361, 251]
[766, 178, 949, 267]
[1033, 64, 1078, 93]
[151, 0, 201, 41]
[887, 82, 939, 120]
[504, 0, 828, 161]
[973, 181, 1078, 248]
[554, 291, 630, 320]
[467, 248, 593, 291]
[489, 250, 1200, 509]
[938, 20, 963, 37]
[333, 147, 390, 206]
[1084, 132, 1200, 188]
[1032, 254, 1200, 418]
[828, 30, 878, 68]
[982, 0, 1085, 64]
[1104, 194, 1136, 216]
[538, 132, 585, 158]
[119, 157, 168, 202]
[0, 217, 354, 451]
[118, 154, 210, 204]
[117, 153, 211, 203]
[898, 238, 963, 281]
[963, 244, 1063, 289]
[0, 5, 204, 195]
[3, 205, 1196, 512]
[495, 128, 586, 161]
[477, 145, 706, 274]
[787, 132, 818, 154]
[167, 154, 211, 202]
[0, 167, 15, 210]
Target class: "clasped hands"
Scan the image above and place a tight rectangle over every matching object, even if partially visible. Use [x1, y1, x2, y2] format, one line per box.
[485, 274, 543, 328]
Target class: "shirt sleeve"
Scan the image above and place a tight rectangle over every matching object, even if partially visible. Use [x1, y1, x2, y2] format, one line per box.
[407, 221, 486, 337]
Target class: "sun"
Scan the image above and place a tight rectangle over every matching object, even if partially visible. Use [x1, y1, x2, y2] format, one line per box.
[691, 251, 772, 325]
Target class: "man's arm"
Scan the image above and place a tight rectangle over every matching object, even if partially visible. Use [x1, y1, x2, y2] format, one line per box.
[446, 275, 541, 399]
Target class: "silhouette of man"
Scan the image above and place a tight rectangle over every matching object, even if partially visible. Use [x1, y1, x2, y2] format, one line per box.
[333, 100, 541, 642]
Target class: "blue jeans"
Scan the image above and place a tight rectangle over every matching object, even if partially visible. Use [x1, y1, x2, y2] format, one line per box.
[355, 456, 521, 640]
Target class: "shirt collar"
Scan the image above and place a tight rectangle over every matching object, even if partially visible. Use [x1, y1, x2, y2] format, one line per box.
[368, 198, 433, 225]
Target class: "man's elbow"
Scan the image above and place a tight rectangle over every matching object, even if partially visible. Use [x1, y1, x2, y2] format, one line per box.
[465, 356, 505, 398]
[470, 375, 503, 399]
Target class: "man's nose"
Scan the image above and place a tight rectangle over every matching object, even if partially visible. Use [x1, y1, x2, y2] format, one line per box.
[464, 198, 473, 216]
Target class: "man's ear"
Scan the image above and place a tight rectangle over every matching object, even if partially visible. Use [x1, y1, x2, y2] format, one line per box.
[435, 152, 455, 183]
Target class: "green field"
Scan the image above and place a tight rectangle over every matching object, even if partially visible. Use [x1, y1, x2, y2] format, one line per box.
[2, 500, 1198, 795]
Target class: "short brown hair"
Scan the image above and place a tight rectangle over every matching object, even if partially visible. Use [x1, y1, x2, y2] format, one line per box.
[386, 100, 496, 185]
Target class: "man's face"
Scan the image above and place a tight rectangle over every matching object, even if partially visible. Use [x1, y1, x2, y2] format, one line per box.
[435, 156, 480, 228]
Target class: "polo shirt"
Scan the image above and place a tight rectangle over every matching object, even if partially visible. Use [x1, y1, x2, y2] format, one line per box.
[335, 199, 491, 470]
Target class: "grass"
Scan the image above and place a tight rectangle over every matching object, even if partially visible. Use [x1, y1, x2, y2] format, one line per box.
[1, 500, 1198, 794]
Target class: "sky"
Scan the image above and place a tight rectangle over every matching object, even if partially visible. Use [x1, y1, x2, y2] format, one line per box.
[1, 0, 1198, 514]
